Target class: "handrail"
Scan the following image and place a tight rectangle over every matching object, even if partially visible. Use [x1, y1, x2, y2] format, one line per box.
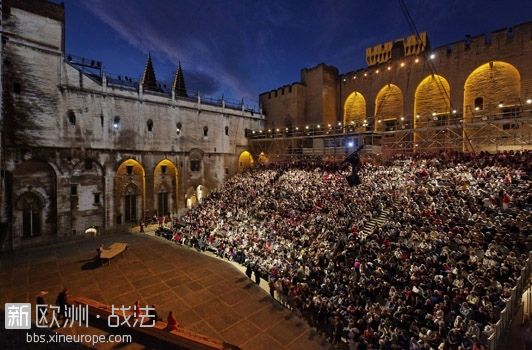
[487, 251, 532, 350]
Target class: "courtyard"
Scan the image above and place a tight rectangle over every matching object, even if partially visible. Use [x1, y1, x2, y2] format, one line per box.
[0, 232, 329, 350]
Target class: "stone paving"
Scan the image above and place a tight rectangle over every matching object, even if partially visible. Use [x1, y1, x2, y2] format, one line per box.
[0, 232, 330, 350]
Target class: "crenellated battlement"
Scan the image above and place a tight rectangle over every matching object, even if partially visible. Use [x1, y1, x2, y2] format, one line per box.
[259, 82, 306, 99]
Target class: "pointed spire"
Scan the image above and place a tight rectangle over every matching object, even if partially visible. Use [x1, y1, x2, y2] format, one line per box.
[141, 53, 159, 91]
[173, 62, 187, 97]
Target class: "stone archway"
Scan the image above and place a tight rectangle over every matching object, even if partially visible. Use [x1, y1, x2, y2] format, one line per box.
[238, 151, 254, 172]
[343, 91, 366, 131]
[115, 159, 145, 224]
[414, 74, 451, 127]
[153, 159, 179, 216]
[12, 160, 57, 240]
[374, 84, 403, 132]
[464, 61, 520, 121]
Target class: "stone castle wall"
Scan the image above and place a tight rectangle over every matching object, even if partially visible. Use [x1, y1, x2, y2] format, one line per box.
[259, 22, 532, 152]
[0, 1, 264, 250]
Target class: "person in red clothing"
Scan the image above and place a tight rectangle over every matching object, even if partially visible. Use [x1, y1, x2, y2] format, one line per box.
[502, 192, 511, 210]
[166, 311, 179, 332]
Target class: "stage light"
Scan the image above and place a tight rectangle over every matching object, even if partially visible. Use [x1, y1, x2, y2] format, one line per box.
[348, 141, 354, 147]
[498, 103, 503, 108]
[452, 110, 457, 114]
[526, 99, 532, 104]
[415, 58, 419, 63]
[400, 62, 405, 67]
[429, 53, 436, 59]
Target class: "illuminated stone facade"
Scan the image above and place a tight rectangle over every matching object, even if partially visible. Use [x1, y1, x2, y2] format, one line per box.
[259, 22, 532, 154]
[0, 1, 263, 249]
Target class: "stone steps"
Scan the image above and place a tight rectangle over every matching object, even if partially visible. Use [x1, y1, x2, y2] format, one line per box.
[361, 208, 391, 238]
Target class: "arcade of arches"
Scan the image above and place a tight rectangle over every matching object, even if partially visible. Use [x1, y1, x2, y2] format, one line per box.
[337, 61, 524, 145]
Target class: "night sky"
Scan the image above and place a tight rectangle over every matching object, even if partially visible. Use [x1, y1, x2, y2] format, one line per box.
[60, 0, 531, 106]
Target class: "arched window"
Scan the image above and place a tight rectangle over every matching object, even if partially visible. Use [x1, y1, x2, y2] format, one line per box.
[225, 126, 229, 136]
[203, 126, 208, 137]
[18, 193, 43, 238]
[147, 119, 153, 132]
[474, 97, 484, 111]
[176, 122, 182, 135]
[67, 110, 76, 125]
[113, 116, 121, 129]
[124, 185, 138, 223]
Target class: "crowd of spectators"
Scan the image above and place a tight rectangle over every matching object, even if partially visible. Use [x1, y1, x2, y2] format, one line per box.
[171, 151, 531, 349]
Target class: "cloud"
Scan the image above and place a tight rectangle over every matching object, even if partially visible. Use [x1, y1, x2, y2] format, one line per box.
[82, 0, 253, 99]
[183, 69, 221, 96]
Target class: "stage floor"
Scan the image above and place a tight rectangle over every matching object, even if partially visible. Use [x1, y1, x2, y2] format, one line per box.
[0, 232, 329, 350]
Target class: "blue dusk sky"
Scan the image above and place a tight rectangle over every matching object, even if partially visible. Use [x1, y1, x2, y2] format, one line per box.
[59, 0, 531, 105]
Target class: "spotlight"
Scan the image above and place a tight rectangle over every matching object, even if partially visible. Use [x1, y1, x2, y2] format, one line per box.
[498, 103, 503, 108]
[348, 141, 354, 147]
[415, 58, 419, 63]
[429, 53, 436, 59]
[526, 99, 532, 104]
[452, 110, 457, 114]
[400, 62, 405, 67]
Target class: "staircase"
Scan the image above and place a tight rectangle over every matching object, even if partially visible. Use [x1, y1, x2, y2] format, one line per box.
[361, 208, 391, 238]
